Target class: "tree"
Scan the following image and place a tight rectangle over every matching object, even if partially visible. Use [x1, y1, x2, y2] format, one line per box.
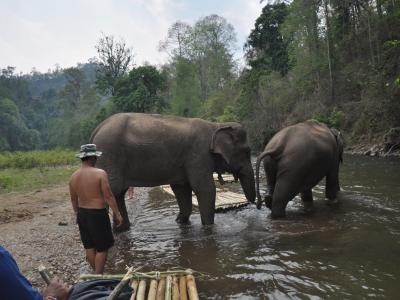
[190, 14, 237, 101]
[0, 98, 39, 151]
[95, 34, 134, 96]
[113, 66, 167, 113]
[59, 68, 86, 114]
[244, 3, 290, 76]
[47, 67, 101, 147]
[169, 58, 201, 117]
[158, 21, 192, 59]
[160, 15, 237, 98]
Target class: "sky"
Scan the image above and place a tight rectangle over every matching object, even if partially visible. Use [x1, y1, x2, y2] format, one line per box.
[0, 0, 264, 74]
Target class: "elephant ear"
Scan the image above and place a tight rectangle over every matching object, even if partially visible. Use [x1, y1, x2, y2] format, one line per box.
[210, 126, 235, 164]
[331, 128, 344, 163]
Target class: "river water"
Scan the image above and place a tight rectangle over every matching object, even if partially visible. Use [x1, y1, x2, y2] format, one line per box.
[110, 154, 400, 299]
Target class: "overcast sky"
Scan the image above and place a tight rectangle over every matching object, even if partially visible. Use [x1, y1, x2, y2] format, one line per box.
[0, 0, 264, 74]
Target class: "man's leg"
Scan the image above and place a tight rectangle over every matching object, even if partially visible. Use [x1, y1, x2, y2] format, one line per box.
[85, 248, 96, 270]
[94, 251, 108, 274]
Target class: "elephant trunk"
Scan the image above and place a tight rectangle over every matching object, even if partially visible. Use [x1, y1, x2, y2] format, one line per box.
[255, 151, 270, 209]
[238, 164, 256, 204]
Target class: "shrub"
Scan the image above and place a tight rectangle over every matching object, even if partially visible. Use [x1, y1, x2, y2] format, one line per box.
[314, 109, 344, 129]
[0, 175, 12, 189]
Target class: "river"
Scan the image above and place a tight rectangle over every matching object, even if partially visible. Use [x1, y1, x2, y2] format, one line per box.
[110, 154, 400, 299]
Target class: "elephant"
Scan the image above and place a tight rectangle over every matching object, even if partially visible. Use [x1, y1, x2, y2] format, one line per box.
[255, 120, 344, 218]
[90, 113, 256, 230]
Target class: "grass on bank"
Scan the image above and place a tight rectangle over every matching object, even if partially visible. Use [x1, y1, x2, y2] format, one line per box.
[0, 149, 79, 193]
[0, 149, 76, 169]
[0, 166, 77, 193]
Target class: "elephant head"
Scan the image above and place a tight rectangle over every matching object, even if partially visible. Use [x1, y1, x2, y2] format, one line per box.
[210, 124, 256, 203]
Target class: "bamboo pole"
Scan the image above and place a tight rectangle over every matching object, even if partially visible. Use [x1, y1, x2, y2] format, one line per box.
[136, 280, 147, 300]
[165, 276, 172, 300]
[107, 267, 134, 300]
[80, 274, 125, 281]
[38, 265, 51, 285]
[79, 270, 193, 281]
[130, 280, 139, 300]
[172, 276, 180, 300]
[186, 275, 199, 300]
[147, 280, 158, 300]
[179, 276, 187, 300]
[156, 278, 165, 300]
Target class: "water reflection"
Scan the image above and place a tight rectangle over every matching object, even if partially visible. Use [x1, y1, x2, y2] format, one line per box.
[110, 154, 400, 298]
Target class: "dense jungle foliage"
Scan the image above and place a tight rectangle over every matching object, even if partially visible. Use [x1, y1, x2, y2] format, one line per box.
[1, 1, 399, 152]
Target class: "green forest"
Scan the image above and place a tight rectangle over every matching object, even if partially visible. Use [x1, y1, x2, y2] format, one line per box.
[1, 0, 399, 152]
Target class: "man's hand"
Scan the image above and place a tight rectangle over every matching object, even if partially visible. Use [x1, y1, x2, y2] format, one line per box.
[114, 212, 124, 227]
[43, 277, 71, 300]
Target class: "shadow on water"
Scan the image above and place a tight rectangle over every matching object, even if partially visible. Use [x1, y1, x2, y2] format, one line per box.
[110, 154, 400, 299]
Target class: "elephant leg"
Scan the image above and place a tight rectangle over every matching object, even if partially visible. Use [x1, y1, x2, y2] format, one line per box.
[301, 189, 314, 212]
[190, 176, 216, 225]
[113, 189, 130, 232]
[270, 180, 298, 219]
[325, 166, 340, 201]
[263, 156, 277, 209]
[108, 172, 130, 231]
[171, 183, 193, 224]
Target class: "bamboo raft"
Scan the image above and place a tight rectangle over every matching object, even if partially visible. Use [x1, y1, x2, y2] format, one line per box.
[160, 173, 248, 212]
[78, 269, 200, 300]
[125, 173, 248, 211]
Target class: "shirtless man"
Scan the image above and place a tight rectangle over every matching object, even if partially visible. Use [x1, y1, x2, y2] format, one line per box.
[69, 144, 123, 274]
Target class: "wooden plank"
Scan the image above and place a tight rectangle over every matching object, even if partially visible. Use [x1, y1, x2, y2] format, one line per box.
[212, 173, 235, 183]
[159, 185, 248, 212]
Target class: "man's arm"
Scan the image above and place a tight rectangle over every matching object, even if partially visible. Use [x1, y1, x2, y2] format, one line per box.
[69, 179, 79, 214]
[0, 246, 43, 300]
[100, 171, 123, 226]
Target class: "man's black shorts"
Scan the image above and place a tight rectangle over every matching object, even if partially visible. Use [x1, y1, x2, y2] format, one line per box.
[77, 208, 114, 252]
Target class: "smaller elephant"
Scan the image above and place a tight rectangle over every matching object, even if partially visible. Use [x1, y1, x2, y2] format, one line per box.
[256, 120, 344, 218]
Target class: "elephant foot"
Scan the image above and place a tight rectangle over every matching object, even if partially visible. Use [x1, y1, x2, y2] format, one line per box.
[176, 213, 190, 224]
[303, 201, 314, 213]
[264, 194, 273, 210]
[327, 198, 339, 206]
[271, 210, 285, 219]
[201, 220, 215, 225]
[256, 198, 263, 209]
[200, 213, 215, 225]
[114, 221, 130, 233]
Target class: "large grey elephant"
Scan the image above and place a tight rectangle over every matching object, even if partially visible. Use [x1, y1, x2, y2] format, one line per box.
[90, 113, 256, 230]
[255, 120, 344, 218]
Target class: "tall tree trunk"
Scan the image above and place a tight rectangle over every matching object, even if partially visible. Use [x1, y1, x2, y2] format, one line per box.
[324, 0, 334, 102]
[375, 0, 383, 64]
[311, 0, 321, 97]
[366, 9, 376, 67]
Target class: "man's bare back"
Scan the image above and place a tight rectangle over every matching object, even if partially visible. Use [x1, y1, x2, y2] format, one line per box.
[69, 166, 110, 210]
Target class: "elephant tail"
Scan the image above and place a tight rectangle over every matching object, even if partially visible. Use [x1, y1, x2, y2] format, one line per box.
[255, 151, 271, 209]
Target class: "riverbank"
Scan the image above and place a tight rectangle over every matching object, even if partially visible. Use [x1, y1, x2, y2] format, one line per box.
[0, 182, 145, 289]
[346, 143, 400, 157]
[345, 127, 400, 157]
